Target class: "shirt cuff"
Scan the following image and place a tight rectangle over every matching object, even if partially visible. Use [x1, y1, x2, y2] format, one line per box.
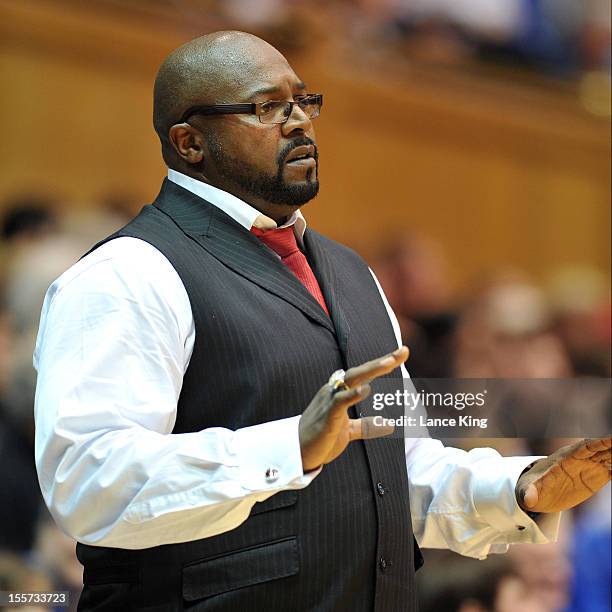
[473, 455, 561, 545]
[234, 415, 321, 492]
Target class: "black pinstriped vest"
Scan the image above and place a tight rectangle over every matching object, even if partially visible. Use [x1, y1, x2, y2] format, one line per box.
[76, 179, 422, 612]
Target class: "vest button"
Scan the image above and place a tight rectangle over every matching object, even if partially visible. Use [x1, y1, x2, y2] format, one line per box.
[376, 482, 386, 496]
[379, 556, 388, 572]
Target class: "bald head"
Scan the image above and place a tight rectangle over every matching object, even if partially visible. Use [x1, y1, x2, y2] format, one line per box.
[152, 32, 319, 218]
[153, 31, 291, 148]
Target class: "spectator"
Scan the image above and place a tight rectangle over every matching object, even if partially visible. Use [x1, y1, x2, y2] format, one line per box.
[417, 552, 547, 612]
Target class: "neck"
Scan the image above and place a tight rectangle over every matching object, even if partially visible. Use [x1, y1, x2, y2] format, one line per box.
[175, 166, 301, 224]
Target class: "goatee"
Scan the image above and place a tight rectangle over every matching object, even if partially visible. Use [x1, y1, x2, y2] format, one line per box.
[207, 135, 319, 207]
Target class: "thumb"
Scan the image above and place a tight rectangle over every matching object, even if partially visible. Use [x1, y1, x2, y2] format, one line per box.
[521, 483, 539, 509]
[350, 417, 395, 441]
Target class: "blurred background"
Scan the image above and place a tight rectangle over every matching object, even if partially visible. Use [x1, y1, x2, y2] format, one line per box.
[0, 1, 610, 611]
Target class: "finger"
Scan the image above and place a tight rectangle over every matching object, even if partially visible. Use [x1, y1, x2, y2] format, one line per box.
[591, 449, 612, 464]
[349, 416, 395, 441]
[572, 437, 612, 459]
[586, 437, 612, 452]
[521, 483, 539, 509]
[344, 346, 409, 388]
[329, 384, 371, 416]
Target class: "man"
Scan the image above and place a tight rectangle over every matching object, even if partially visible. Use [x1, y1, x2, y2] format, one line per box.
[34, 31, 611, 611]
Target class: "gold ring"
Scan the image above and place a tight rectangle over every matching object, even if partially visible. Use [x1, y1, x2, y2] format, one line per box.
[328, 369, 350, 394]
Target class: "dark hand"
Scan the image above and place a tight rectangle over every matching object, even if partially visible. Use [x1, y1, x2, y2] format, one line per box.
[516, 437, 611, 513]
[299, 346, 409, 472]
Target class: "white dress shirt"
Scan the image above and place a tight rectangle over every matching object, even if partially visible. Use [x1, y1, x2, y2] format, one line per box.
[33, 169, 560, 557]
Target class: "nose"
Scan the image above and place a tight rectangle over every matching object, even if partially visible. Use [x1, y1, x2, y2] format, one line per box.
[281, 101, 312, 136]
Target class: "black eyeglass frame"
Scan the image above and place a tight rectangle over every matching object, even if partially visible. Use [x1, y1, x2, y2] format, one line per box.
[180, 94, 323, 124]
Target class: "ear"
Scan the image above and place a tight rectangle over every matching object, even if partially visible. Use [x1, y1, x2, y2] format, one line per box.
[168, 124, 205, 164]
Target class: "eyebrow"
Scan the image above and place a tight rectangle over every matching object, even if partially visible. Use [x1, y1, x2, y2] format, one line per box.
[251, 81, 307, 97]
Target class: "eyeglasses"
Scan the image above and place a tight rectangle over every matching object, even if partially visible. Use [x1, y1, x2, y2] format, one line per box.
[180, 94, 323, 125]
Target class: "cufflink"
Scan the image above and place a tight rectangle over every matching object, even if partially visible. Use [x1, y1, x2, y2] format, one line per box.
[265, 468, 279, 482]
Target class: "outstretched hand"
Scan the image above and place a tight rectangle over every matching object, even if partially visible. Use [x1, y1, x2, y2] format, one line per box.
[299, 346, 409, 472]
[516, 437, 611, 514]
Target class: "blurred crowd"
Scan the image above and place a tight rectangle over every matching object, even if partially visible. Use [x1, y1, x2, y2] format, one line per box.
[206, 0, 611, 79]
[0, 196, 135, 612]
[0, 192, 609, 611]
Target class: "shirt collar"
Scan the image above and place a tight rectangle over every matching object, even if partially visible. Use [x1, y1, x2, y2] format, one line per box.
[167, 169, 307, 247]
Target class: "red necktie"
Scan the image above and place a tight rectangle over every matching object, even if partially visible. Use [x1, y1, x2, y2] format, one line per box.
[251, 226, 330, 316]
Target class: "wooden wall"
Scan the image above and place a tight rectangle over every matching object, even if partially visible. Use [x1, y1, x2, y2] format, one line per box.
[1, 0, 609, 288]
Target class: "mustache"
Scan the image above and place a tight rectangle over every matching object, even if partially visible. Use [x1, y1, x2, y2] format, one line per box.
[278, 137, 318, 164]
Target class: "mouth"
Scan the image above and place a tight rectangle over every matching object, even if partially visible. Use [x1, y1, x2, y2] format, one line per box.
[285, 144, 316, 166]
